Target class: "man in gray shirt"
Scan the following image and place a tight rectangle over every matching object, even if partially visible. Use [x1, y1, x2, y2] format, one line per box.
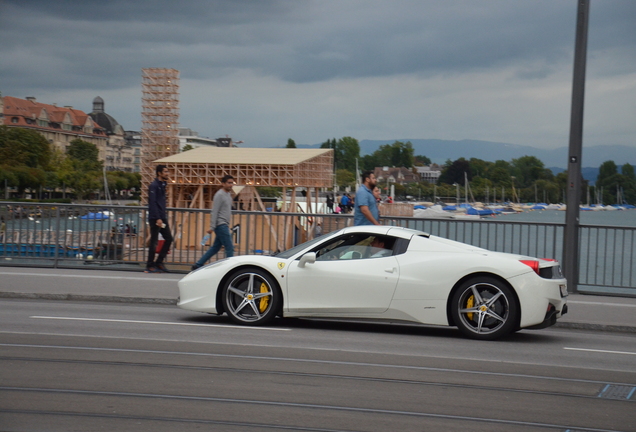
[192, 175, 235, 270]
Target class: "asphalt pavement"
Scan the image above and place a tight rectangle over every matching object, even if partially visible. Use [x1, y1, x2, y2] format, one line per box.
[0, 266, 634, 334]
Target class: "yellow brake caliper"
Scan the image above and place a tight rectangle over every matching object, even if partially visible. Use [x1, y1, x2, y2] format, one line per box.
[258, 282, 269, 312]
[466, 295, 474, 321]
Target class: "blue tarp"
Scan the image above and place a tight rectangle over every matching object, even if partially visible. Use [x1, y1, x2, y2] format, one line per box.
[466, 207, 497, 216]
[80, 212, 109, 220]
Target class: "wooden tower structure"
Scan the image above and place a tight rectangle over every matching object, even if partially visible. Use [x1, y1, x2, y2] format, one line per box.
[140, 68, 180, 204]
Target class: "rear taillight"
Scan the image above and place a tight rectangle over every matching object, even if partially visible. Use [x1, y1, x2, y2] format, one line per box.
[520, 259, 540, 275]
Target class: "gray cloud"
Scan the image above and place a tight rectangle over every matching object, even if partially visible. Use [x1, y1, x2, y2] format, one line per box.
[0, 0, 634, 152]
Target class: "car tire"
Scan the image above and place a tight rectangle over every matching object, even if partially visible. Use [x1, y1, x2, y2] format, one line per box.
[451, 276, 519, 340]
[222, 268, 281, 325]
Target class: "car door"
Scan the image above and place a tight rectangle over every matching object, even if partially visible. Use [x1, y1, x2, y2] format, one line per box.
[285, 252, 400, 315]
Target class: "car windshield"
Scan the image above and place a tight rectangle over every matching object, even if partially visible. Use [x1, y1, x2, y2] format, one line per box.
[273, 235, 329, 259]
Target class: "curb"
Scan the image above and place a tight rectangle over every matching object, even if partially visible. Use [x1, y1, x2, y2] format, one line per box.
[3, 292, 635, 334]
[554, 322, 636, 334]
[0, 292, 177, 306]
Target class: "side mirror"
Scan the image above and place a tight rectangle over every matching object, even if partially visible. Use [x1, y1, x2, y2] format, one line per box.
[298, 252, 316, 268]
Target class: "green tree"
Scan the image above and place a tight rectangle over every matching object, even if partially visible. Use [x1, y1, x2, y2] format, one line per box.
[335, 169, 356, 189]
[511, 155, 551, 188]
[413, 155, 432, 166]
[66, 139, 101, 169]
[0, 166, 18, 190]
[336, 137, 360, 173]
[621, 164, 635, 182]
[181, 144, 194, 152]
[468, 158, 490, 180]
[60, 139, 103, 201]
[286, 138, 297, 148]
[7, 166, 47, 196]
[595, 161, 622, 204]
[0, 125, 52, 169]
[361, 141, 414, 170]
[0, 126, 54, 196]
[597, 160, 618, 182]
[484, 160, 514, 187]
[320, 138, 338, 172]
[438, 158, 471, 185]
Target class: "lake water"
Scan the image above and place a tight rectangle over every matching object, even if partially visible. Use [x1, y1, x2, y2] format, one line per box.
[494, 208, 636, 227]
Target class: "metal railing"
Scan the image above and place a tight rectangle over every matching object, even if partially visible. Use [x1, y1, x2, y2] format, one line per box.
[0, 202, 634, 295]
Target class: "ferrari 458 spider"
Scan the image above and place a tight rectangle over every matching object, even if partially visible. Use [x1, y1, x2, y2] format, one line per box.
[178, 225, 568, 340]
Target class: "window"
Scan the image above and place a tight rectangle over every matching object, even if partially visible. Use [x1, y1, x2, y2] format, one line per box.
[314, 234, 399, 261]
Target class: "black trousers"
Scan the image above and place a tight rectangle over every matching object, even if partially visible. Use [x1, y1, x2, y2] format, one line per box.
[147, 221, 173, 267]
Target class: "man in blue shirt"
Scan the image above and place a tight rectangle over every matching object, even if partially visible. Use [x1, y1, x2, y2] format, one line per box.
[354, 171, 381, 226]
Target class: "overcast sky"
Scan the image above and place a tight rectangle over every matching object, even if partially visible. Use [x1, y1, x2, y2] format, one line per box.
[1, 0, 634, 151]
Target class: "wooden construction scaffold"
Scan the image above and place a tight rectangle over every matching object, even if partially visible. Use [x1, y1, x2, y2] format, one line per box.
[155, 146, 334, 253]
[140, 68, 180, 205]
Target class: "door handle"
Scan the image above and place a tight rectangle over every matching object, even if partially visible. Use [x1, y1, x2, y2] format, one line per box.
[384, 267, 395, 273]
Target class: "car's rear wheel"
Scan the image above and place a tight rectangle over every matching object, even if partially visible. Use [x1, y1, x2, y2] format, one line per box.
[222, 268, 281, 325]
[451, 277, 518, 340]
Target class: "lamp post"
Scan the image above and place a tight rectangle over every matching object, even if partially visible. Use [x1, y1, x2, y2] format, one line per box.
[563, 0, 590, 294]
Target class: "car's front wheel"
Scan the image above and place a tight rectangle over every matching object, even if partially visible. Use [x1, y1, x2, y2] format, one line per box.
[451, 277, 519, 340]
[222, 268, 281, 325]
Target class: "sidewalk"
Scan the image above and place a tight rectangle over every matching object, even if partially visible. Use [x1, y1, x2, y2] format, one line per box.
[0, 266, 634, 334]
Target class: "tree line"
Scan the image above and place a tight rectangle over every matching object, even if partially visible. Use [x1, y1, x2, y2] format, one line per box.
[0, 126, 140, 201]
[4, 126, 632, 205]
[312, 136, 635, 204]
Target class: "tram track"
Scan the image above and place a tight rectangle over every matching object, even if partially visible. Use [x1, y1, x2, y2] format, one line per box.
[0, 388, 629, 432]
[2, 343, 635, 432]
[1, 355, 634, 403]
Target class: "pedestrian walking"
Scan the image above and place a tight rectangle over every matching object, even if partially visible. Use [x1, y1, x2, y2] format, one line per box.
[326, 194, 334, 213]
[192, 175, 236, 270]
[145, 164, 173, 273]
[354, 171, 381, 226]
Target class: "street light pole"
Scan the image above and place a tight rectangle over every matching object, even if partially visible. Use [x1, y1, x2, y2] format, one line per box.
[563, 0, 590, 294]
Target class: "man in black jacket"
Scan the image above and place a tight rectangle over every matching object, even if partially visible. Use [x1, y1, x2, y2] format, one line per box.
[146, 165, 173, 273]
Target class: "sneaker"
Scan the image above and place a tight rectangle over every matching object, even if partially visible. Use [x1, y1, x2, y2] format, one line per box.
[156, 263, 170, 273]
[144, 266, 158, 273]
[191, 264, 201, 271]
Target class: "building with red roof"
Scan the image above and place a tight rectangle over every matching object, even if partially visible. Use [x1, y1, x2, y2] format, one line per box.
[1, 95, 108, 156]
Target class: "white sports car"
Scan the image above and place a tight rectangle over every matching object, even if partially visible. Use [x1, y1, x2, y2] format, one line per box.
[178, 225, 568, 340]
